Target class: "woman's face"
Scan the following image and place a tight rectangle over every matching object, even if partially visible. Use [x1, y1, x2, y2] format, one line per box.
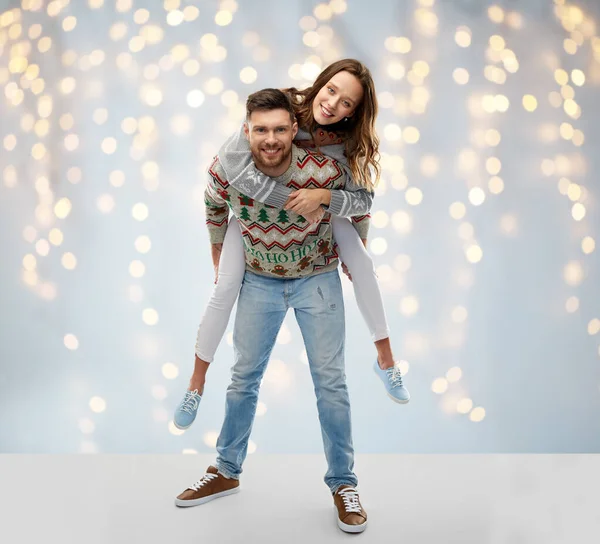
[312, 70, 364, 126]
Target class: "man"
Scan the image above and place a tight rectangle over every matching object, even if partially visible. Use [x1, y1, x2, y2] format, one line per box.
[175, 89, 367, 533]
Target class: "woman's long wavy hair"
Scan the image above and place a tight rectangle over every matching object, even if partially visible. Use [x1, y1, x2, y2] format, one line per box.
[283, 59, 380, 191]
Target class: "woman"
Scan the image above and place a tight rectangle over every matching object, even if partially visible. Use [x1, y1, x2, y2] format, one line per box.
[174, 59, 409, 430]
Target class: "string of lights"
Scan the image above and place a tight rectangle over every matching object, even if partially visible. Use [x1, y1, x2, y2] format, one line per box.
[1, 0, 598, 453]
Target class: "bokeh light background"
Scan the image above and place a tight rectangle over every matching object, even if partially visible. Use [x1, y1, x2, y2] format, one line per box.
[1, 0, 599, 454]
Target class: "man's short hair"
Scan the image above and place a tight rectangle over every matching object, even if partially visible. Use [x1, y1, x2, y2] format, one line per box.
[246, 88, 296, 123]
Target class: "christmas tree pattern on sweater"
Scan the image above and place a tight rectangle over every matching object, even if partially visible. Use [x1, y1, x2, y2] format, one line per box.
[204, 149, 357, 279]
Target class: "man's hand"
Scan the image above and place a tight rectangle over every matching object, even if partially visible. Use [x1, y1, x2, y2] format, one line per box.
[341, 241, 367, 281]
[341, 262, 352, 282]
[211, 243, 223, 284]
[284, 188, 327, 215]
[303, 207, 325, 225]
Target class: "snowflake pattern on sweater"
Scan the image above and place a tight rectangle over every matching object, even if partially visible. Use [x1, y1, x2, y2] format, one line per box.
[217, 125, 372, 240]
[205, 147, 354, 279]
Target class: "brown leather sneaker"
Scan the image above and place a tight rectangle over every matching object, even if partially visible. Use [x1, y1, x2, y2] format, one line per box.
[333, 485, 368, 533]
[175, 465, 240, 507]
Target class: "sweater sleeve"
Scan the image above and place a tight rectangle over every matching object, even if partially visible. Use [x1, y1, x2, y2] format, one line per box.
[204, 168, 230, 245]
[349, 214, 370, 241]
[217, 125, 373, 218]
[316, 142, 372, 240]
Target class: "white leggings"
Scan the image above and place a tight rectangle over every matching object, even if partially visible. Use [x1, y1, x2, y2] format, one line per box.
[195, 217, 391, 362]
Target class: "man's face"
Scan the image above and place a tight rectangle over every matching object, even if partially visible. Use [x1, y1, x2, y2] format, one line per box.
[244, 109, 298, 174]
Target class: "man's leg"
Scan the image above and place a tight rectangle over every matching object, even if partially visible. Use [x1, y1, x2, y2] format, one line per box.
[215, 271, 287, 479]
[291, 270, 358, 493]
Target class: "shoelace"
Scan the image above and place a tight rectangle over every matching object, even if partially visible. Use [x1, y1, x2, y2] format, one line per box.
[386, 366, 404, 388]
[180, 390, 200, 415]
[188, 473, 218, 491]
[338, 487, 362, 513]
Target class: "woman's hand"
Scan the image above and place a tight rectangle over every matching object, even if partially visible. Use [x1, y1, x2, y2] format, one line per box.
[284, 188, 327, 215]
[303, 207, 325, 225]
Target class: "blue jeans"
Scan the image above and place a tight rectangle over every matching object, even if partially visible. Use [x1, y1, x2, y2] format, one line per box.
[215, 269, 358, 493]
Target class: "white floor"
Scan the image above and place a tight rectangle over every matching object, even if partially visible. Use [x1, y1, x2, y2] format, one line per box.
[1, 454, 598, 543]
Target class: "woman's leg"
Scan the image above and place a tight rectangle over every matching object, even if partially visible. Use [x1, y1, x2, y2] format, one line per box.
[190, 221, 246, 392]
[331, 216, 396, 370]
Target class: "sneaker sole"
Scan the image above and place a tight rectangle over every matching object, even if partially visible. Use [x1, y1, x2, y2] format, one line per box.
[374, 366, 410, 404]
[387, 392, 410, 404]
[173, 419, 193, 431]
[335, 508, 367, 533]
[174, 486, 240, 507]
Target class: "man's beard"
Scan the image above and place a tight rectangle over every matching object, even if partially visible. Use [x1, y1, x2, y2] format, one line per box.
[251, 143, 292, 172]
